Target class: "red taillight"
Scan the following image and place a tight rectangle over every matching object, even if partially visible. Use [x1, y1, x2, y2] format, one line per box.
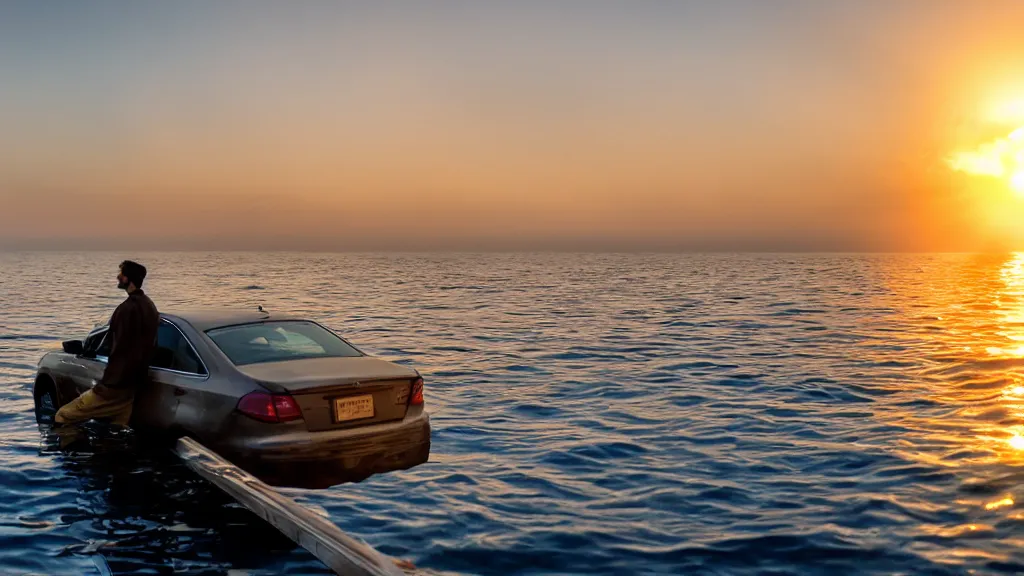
[237, 391, 303, 423]
[273, 395, 303, 421]
[410, 377, 424, 405]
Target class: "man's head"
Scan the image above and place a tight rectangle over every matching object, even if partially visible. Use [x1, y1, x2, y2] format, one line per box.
[117, 260, 147, 292]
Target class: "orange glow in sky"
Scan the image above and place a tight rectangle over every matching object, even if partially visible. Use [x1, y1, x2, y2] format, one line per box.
[3, 2, 1024, 250]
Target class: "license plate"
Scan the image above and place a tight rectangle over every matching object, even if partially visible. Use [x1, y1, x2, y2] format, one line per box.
[334, 394, 374, 422]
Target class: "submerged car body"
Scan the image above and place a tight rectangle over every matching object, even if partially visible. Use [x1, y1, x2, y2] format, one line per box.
[33, 308, 430, 488]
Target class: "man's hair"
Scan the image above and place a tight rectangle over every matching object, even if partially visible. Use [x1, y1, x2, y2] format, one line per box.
[120, 260, 147, 289]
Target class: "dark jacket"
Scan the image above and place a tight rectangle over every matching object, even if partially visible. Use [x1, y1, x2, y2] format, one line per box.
[94, 289, 159, 398]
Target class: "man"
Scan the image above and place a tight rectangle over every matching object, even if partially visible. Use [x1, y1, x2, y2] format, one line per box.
[55, 260, 159, 427]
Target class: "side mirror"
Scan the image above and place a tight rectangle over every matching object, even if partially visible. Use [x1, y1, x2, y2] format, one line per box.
[62, 340, 84, 355]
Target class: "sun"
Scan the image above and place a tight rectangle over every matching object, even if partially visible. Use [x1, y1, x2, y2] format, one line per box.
[948, 123, 1024, 197]
[1014, 170, 1024, 196]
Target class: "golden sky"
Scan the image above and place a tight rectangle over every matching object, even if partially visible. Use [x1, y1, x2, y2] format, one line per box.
[2, 1, 1024, 251]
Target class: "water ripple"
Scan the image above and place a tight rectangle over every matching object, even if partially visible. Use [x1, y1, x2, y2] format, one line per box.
[4, 252, 1024, 574]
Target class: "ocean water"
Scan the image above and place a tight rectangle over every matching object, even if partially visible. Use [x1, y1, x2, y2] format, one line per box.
[3, 252, 1024, 575]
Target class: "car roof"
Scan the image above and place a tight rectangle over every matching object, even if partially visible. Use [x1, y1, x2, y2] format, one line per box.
[161, 308, 305, 332]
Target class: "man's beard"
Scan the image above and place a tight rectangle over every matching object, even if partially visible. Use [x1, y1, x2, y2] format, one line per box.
[117, 279, 129, 289]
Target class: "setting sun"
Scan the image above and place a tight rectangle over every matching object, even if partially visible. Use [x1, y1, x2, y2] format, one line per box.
[949, 126, 1024, 196]
[1013, 171, 1024, 194]
[990, 99, 1024, 124]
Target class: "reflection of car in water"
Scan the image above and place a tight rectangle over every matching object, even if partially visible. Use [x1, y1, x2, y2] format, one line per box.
[38, 425, 308, 574]
[33, 309, 431, 488]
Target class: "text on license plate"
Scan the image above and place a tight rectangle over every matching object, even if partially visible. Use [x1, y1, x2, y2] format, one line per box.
[334, 394, 374, 422]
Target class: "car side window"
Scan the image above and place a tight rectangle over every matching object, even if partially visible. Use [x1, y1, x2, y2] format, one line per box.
[84, 329, 111, 357]
[97, 330, 113, 357]
[151, 322, 207, 375]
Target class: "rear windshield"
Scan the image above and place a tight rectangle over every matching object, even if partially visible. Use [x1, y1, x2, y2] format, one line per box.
[205, 321, 362, 366]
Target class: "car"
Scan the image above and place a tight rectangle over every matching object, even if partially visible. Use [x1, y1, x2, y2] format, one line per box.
[32, 308, 431, 489]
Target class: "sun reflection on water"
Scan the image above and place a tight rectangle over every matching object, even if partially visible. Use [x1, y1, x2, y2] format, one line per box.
[1004, 385, 1024, 398]
[984, 497, 1015, 511]
[993, 255, 1024, 458]
[996, 254, 1024, 341]
[1009, 433, 1024, 451]
[894, 253, 1024, 481]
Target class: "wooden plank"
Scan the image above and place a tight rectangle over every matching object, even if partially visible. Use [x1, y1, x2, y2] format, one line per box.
[174, 437, 407, 576]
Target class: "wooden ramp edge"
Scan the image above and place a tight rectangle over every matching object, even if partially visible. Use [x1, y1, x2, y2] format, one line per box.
[174, 437, 407, 576]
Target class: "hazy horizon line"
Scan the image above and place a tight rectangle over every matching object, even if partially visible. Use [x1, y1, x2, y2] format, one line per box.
[2, 247, 1020, 256]
[2, 233, 1020, 255]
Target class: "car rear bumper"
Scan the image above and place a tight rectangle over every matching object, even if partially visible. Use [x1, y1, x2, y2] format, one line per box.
[221, 412, 431, 489]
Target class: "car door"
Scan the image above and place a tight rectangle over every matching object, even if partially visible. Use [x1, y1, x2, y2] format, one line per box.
[62, 320, 187, 430]
[61, 326, 111, 400]
[136, 320, 209, 431]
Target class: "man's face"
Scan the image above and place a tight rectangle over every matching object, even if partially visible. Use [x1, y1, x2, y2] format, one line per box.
[117, 268, 130, 290]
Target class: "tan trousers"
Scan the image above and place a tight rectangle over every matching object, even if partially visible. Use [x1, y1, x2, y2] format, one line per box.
[54, 389, 134, 426]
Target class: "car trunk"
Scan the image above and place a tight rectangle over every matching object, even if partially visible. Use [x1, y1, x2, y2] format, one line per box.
[236, 356, 419, 432]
